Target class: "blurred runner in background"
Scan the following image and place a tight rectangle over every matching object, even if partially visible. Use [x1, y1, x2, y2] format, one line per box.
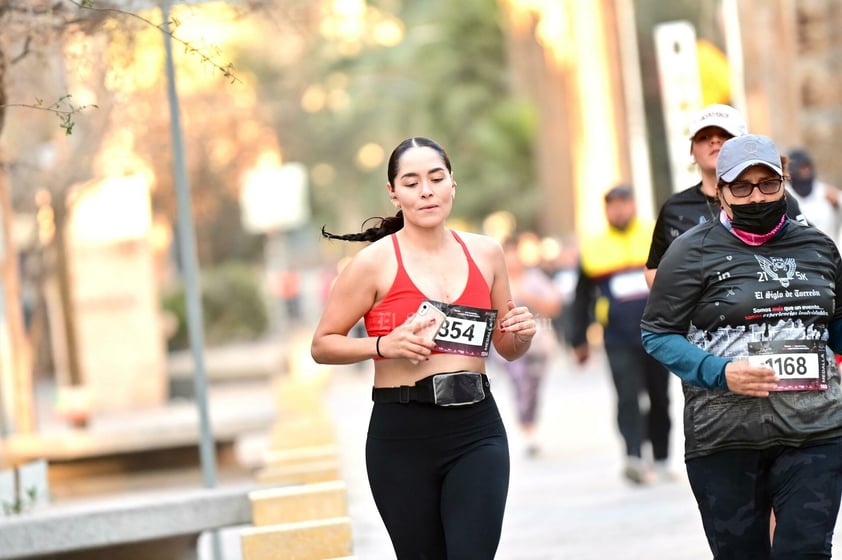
[498, 233, 562, 457]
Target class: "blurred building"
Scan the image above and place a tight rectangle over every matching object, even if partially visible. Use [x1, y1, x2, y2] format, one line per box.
[502, 0, 842, 240]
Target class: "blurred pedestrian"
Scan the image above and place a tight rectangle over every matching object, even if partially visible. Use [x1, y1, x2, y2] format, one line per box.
[540, 235, 580, 347]
[645, 103, 806, 287]
[788, 149, 842, 376]
[642, 134, 842, 559]
[786, 148, 842, 246]
[568, 185, 672, 485]
[310, 136, 537, 559]
[498, 233, 562, 457]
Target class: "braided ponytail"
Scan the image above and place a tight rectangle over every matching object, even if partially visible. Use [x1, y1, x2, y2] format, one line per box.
[321, 211, 405, 243]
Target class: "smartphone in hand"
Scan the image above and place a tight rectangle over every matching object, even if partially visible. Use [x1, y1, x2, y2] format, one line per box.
[408, 301, 447, 364]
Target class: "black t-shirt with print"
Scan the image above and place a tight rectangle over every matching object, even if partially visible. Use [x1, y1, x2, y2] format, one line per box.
[642, 218, 842, 458]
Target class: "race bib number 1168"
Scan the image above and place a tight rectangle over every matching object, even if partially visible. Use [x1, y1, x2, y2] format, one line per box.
[747, 340, 827, 392]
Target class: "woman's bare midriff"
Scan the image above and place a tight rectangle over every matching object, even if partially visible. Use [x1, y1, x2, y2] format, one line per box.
[373, 353, 487, 388]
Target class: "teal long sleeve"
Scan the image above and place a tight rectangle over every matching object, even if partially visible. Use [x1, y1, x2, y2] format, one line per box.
[641, 330, 731, 389]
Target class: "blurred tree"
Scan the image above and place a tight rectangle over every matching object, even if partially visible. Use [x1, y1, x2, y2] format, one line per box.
[130, 79, 270, 267]
[411, 0, 538, 228]
[0, 0, 121, 431]
[1, 0, 541, 431]
[162, 261, 269, 351]
[237, 0, 538, 241]
[0, 0, 251, 431]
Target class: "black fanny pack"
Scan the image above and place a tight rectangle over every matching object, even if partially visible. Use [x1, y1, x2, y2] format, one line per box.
[372, 372, 488, 406]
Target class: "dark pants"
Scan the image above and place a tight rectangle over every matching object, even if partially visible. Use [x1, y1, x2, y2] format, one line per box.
[366, 394, 509, 559]
[686, 437, 842, 559]
[604, 343, 671, 460]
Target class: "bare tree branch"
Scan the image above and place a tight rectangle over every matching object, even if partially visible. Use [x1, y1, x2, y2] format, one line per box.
[67, 0, 241, 83]
[4, 95, 97, 135]
[1, 0, 243, 134]
[9, 35, 32, 65]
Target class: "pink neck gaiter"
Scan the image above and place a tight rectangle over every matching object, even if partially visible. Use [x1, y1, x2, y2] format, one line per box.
[722, 209, 786, 246]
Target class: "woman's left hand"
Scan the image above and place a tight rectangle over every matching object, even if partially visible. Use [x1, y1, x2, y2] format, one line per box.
[500, 300, 536, 340]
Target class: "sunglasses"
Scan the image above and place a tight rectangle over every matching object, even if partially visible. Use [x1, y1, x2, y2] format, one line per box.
[725, 179, 783, 198]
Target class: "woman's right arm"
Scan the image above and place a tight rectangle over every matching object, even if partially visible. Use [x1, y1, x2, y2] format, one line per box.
[642, 331, 779, 396]
[641, 233, 780, 396]
[311, 247, 382, 365]
[640, 232, 717, 382]
[641, 330, 729, 388]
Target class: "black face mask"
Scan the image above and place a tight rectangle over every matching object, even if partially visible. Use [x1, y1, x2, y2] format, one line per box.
[788, 152, 815, 197]
[730, 197, 787, 234]
[790, 174, 814, 198]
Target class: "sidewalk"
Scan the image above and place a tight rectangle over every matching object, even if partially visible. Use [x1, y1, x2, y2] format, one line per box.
[0, 339, 284, 559]
[1, 337, 285, 501]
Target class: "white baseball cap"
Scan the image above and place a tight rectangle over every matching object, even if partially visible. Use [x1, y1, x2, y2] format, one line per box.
[689, 104, 747, 140]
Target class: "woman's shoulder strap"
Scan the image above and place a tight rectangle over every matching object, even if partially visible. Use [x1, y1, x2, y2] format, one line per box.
[390, 233, 404, 267]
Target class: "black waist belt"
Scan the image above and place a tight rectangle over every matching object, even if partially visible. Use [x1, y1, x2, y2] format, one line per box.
[372, 372, 490, 406]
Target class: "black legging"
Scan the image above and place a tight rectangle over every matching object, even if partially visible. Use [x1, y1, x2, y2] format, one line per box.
[366, 393, 510, 559]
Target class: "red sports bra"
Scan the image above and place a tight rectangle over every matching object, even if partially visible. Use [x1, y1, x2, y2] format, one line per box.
[364, 231, 492, 343]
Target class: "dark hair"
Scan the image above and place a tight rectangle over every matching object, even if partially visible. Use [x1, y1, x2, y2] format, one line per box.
[603, 184, 634, 203]
[787, 149, 814, 172]
[321, 137, 452, 243]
